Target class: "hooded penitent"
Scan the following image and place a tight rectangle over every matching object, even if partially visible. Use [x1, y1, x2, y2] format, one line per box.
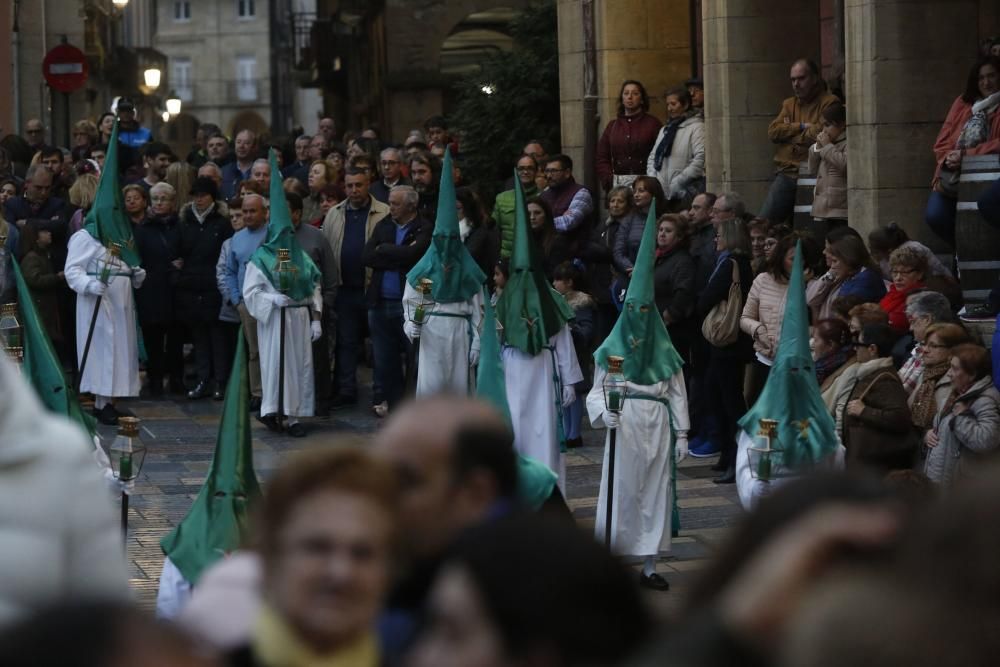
[406, 148, 486, 302]
[160, 335, 261, 585]
[593, 203, 683, 384]
[83, 119, 141, 267]
[495, 174, 573, 356]
[738, 240, 839, 468]
[249, 149, 321, 301]
[476, 288, 558, 510]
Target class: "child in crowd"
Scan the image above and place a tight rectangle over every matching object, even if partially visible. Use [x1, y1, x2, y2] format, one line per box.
[492, 258, 509, 306]
[553, 260, 597, 449]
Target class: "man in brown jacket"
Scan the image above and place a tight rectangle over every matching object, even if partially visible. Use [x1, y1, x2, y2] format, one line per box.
[760, 59, 840, 224]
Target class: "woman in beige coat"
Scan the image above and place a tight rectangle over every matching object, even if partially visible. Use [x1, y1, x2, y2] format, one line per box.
[647, 87, 705, 212]
[809, 102, 848, 224]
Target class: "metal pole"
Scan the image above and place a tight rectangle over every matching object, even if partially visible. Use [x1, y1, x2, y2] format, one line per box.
[605, 427, 616, 549]
[77, 295, 102, 391]
[277, 305, 286, 430]
[120, 491, 129, 537]
[63, 91, 71, 150]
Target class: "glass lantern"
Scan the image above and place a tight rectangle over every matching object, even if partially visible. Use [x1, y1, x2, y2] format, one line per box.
[748, 418, 785, 482]
[602, 355, 628, 413]
[406, 278, 435, 324]
[0, 302, 22, 355]
[274, 248, 299, 295]
[98, 242, 123, 285]
[109, 417, 146, 483]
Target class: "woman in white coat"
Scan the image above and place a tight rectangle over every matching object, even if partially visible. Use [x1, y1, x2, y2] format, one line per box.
[646, 87, 706, 212]
[587, 205, 689, 591]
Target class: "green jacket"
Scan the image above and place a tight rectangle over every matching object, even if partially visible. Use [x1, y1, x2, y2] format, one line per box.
[493, 182, 539, 260]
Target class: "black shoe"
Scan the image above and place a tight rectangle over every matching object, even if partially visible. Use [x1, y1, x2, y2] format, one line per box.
[713, 465, 736, 484]
[565, 437, 583, 449]
[256, 413, 282, 432]
[212, 385, 224, 401]
[639, 572, 670, 591]
[331, 395, 357, 410]
[93, 404, 119, 426]
[286, 422, 307, 438]
[249, 396, 262, 411]
[187, 381, 212, 400]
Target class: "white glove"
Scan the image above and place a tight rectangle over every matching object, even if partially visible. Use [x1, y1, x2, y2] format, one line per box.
[403, 320, 421, 340]
[561, 384, 576, 408]
[86, 280, 107, 296]
[469, 346, 480, 366]
[675, 434, 689, 463]
[604, 410, 620, 429]
[310, 320, 322, 342]
[131, 267, 147, 288]
[269, 293, 293, 308]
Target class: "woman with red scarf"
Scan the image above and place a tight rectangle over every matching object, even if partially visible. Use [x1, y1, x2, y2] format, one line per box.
[879, 245, 927, 333]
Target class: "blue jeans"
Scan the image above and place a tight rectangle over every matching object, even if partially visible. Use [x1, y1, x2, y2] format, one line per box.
[368, 298, 411, 408]
[333, 286, 367, 399]
[758, 173, 798, 223]
[925, 190, 957, 245]
[978, 178, 1000, 230]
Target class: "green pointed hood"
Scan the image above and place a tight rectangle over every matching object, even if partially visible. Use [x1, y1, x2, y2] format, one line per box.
[739, 241, 839, 467]
[476, 288, 558, 511]
[594, 203, 683, 384]
[495, 172, 573, 355]
[406, 148, 486, 302]
[161, 335, 261, 585]
[12, 258, 96, 439]
[83, 119, 140, 267]
[249, 149, 322, 301]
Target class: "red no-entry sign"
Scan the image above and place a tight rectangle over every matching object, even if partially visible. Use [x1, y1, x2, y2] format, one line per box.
[43, 43, 89, 94]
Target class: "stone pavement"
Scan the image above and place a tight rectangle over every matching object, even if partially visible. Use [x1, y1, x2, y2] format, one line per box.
[106, 374, 741, 614]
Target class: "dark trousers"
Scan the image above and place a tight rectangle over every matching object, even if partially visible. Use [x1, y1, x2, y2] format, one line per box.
[688, 335, 710, 439]
[141, 321, 182, 389]
[191, 319, 230, 385]
[706, 353, 747, 468]
[925, 190, 957, 246]
[214, 321, 240, 389]
[745, 359, 771, 412]
[368, 298, 411, 408]
[758, 173, 798, 224]
[978, 177, 1000, 230]
[312, 310, 333, 412]
[334, 286, 367, 399]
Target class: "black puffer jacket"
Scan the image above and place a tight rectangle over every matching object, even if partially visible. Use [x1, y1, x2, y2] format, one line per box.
[133, 215, 179, 325]
[174, 205, 232, 323]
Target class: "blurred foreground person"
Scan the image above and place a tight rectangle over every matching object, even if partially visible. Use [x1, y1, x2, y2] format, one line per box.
[0, 354, 127, 625]
[0, 601, 218, 667]
[409, 514, 650, 667]
[227, 448, 398, 667]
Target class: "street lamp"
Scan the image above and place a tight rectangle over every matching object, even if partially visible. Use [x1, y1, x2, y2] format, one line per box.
[165, 91, 182, 116]
[109, 416, 146, 535]
[0, 302, 23, 369]
[601, 355, 628, 549]
[143, 67, 161, 91]
[112, 0, 129, 7]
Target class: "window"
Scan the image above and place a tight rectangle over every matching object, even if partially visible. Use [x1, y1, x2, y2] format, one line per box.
[237, 0, 255, 19]
[235, 56, 257, 101]
[173, 1, 190, 21]
[173, 58, 193, 102]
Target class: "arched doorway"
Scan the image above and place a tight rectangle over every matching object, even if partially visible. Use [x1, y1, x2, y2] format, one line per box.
[439, 8, 519, 112]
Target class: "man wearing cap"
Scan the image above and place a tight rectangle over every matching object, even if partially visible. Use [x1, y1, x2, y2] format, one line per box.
[403, 150, 485, 396]
[242, 152, 323, 437]
[176, 176, 234, 400]
[64, 121, 147, 425]
[587, 205, 689, 591]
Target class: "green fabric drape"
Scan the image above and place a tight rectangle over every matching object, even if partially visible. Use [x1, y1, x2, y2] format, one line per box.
[82, 119, 141, 267]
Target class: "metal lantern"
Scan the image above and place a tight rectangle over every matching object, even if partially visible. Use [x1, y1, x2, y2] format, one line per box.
[602, 355, 628, 413]
[98, 242, 123, 285]
[109, 417, 146, 483]
[749, 418, 785, 482]
[274, 248, 299, 295]
[0, 302, 22, 357]
[406, 278, 435, 324]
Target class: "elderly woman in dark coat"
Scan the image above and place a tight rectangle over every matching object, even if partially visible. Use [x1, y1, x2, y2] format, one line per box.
[653, 213, 695, 362]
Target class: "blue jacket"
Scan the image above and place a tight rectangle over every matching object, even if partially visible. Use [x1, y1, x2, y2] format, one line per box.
[222, 225, 268, 305]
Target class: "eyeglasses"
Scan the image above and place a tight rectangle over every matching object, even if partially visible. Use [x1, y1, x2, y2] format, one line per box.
[890, 268, 918, 276]
[543, 168, 565, 175]
[150, 196, 173, 203]
[924, 342, 949, 350]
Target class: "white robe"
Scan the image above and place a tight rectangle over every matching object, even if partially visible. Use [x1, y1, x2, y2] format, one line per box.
[586, 369, 689, 557]
[735, 430, 846, 511]
[502, 325, 583, 492]
[64, 230, 141, 397]
[242, 262, 322, 418]
[404, 282, 483, 397]
[155, 556, 192, 619]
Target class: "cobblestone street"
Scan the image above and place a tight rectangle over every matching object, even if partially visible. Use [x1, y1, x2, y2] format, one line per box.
[110, 369, 742, 614]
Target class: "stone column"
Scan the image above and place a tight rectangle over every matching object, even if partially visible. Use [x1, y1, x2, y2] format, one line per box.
[702, 0, 820, 209]
[846, 0, 981, 243]
[558, 0, 693, 183]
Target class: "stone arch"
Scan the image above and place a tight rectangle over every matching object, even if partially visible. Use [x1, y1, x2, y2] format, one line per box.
[228, 111, 269, 139]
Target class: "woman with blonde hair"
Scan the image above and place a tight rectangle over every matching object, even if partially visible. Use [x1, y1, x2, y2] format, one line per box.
[68, 172, 99, 235]
[165, 161, 197, 211]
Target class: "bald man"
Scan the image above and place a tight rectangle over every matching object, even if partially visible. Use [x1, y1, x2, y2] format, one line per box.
[372, 395, 518, 660]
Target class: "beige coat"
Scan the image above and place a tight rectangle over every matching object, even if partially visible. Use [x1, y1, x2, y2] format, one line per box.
[808, 130, 848, 219]
[0, 355, 128, 625]
[321, 195, 390, 287]
[740, 272, 789, 360]
[646, 115, 705, 199]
